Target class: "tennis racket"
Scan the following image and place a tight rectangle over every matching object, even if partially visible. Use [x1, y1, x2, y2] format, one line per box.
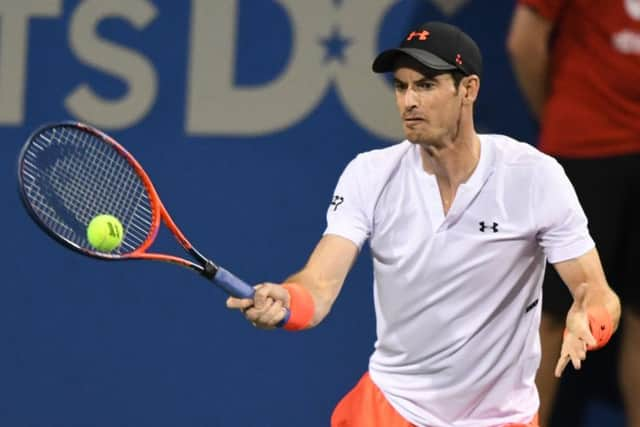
[18, 121, 289, 324]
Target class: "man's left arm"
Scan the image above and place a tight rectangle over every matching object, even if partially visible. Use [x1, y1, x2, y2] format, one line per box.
[552, 247, 621, 377]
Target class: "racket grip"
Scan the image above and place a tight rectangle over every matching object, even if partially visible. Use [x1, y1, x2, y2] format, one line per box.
[213, 267, 291, 328]
[213, 267, 255, 298]
[278, 307, 291, 328]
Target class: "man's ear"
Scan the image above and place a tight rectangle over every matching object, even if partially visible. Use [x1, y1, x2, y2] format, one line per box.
[461, 75, 480, 104]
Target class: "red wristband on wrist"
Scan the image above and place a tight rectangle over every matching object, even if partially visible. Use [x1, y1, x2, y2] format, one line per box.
[587, 306, 613, 351]
[282, 283, 315, 331]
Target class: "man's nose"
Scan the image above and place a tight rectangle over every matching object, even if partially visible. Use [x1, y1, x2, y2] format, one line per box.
[403, 88, 418, 109]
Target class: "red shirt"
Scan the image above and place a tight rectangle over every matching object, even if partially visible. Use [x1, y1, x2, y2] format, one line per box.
[519, 0, 640, 157]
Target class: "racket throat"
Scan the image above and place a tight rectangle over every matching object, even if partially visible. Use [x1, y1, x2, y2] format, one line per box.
[201, 258, 219, 280]
[187, 247, 219, 279]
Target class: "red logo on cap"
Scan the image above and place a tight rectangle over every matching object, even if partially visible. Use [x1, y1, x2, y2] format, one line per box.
[455, 54, 463, 65]
[406, 30, 430, 41]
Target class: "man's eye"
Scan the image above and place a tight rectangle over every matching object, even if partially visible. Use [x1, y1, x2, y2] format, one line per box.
[417, 82, 435, 89]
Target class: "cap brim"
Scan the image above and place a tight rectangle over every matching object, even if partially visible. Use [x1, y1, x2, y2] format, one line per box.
[372, 48, 456, 73]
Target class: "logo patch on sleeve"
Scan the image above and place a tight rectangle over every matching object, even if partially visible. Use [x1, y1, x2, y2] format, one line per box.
[330, 195, 344, 211]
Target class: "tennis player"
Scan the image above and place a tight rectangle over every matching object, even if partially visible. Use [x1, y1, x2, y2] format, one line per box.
[226, 21, 621, 427]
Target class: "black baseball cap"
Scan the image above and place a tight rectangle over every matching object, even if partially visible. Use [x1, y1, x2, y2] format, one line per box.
[372, 21, 482, 78]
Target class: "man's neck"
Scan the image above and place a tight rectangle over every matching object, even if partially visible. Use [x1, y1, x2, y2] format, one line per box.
[419, 133, 481, 215]
[419, 133, 481, 187]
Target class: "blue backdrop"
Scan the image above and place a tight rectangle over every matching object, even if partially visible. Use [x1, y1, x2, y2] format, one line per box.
[0, 1, 622, 426]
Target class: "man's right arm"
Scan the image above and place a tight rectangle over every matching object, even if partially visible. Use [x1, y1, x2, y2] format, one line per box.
[226, 234, 359, 329]
[506, 4, 553, 119]
[283, 234, 359, 326]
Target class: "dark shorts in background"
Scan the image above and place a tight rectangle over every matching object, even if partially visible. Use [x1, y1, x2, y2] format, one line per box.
[542, 154, 640, 317]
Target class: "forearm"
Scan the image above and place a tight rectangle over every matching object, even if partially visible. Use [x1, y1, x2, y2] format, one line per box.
[228, 235, 355, 331]
[509, 49, 549, 119]
[283, 234, 357, 328]
[506, 5, 552, 119]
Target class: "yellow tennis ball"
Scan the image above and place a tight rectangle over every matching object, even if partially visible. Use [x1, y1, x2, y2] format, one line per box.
[87, 214, 124, 252]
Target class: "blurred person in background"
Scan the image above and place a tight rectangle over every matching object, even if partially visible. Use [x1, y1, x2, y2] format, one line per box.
[507, 1, 640, 426]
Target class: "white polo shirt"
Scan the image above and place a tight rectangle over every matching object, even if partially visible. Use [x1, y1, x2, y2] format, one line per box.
[324, 134, 594, 427]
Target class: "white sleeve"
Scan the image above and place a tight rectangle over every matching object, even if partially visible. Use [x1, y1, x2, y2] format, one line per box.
[534, 157, 595, 263]
[323, 155, 372, 249]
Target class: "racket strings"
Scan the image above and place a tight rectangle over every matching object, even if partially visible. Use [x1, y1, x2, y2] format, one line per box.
[20, 126, 154, 254]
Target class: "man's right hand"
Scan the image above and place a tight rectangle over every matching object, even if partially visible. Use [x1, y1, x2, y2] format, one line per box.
[226, 283, 290, 329]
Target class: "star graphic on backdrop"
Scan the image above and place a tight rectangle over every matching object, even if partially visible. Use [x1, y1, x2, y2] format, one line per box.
[319, 26, 352, 64]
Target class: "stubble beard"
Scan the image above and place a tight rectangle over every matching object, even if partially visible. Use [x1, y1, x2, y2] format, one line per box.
[405, 126, 447, 149]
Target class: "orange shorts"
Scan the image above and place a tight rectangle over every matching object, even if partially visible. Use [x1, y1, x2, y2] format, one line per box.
[331, 372, 539, 427]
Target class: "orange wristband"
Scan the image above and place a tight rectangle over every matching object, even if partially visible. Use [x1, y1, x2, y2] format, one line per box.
[587, 306, 613, 351]
[282, 283, 315, 331]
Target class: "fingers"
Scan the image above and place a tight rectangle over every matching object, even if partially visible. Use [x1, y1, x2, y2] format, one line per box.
[244, 296, 276, 322]
[253, 284, 269, 310]
[253, 283, 290, 308]
[554, 353, 569, 378]
[584, 328, 598, 349]
[554, 332, 589, 377]
[226, 283, 289, 329]
[245, 298, 286, 329]
[556, 294, 608, 377]
[575, 345, 587, 365]
[226, 296, 254, 311]
[570, 351, 582, 371]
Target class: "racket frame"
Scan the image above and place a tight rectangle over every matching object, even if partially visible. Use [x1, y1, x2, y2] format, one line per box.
[18, 121, 288, 315]
[19, 122, 232, 284]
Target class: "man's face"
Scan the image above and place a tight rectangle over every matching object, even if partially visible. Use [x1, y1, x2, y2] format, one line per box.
[393, 64, 463, 145]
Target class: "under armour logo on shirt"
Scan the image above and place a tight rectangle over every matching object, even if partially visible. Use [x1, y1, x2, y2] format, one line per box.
[330, 195, 344, 211]
[479, 221, 499, 232]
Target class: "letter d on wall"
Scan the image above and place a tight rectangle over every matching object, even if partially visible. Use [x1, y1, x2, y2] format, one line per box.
[186, 0, 332, 136]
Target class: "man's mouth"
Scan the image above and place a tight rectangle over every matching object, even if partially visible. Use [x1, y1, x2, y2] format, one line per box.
[403, 117, 424, 124]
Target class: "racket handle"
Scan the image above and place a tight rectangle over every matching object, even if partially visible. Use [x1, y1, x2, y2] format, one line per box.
[213, 267, 291, 328]
[213, 267, 255, 298]
[279, 307, 291, 327]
